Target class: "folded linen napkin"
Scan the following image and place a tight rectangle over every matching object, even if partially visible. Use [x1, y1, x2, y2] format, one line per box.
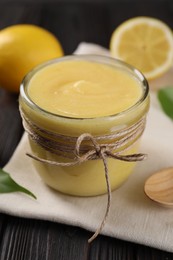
[2, 42, 173, 252]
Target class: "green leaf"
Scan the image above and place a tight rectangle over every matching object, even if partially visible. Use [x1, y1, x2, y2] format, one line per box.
[158, 87, 173, 120]
[0, 168, 36, 199]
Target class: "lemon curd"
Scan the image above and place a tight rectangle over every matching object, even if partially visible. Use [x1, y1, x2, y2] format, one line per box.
[20, 55, 149, 196]
[28, 60, 142, 118]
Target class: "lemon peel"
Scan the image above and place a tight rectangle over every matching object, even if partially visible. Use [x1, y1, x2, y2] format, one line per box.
[0, 24, 64, 92]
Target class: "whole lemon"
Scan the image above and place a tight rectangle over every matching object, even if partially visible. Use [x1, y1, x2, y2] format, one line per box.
[0, 24, 64, 92]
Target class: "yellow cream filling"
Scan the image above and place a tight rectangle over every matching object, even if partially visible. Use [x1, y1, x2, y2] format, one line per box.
[28, 60, 142, 118]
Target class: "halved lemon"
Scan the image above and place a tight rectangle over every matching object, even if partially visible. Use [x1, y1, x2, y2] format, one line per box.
[110, 17, 173, 80]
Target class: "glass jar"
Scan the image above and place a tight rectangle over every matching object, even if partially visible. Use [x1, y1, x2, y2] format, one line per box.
[19, 55, 149, 196]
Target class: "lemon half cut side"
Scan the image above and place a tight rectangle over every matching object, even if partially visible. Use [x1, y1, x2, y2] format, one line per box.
[110, 17, 173, 80]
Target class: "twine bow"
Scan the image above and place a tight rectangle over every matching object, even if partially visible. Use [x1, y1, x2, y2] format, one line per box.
[27, 132, 146, 243]
[20, 107, 147, 243]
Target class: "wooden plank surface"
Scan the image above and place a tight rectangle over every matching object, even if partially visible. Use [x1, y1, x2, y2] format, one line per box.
[0, 2, 173, 259]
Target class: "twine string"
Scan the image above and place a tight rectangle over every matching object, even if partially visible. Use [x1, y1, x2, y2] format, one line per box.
[88, 149, 111, 243]
[20, 108, 147, 243]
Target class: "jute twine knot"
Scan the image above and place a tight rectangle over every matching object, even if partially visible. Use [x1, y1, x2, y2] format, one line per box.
[74, 133, 111, 243]
[20, 107, 147, 243]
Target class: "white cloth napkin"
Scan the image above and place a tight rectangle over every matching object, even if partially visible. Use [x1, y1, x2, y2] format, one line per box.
[2, 43, 173, 252]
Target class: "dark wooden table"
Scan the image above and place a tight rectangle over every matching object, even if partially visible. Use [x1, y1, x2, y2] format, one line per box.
[1, 1, 173, 259]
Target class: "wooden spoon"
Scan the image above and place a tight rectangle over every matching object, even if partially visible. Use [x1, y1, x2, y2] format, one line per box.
[144, 167, 173, 207]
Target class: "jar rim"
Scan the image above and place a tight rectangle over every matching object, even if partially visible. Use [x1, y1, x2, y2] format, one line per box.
[20, 54, 149, 121]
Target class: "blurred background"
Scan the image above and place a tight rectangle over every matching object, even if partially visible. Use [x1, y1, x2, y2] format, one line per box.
[0, 0, 173, 54]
